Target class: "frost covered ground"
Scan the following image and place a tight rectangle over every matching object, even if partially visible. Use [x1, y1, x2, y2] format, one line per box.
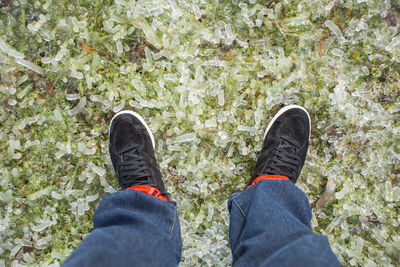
[1, 0, 400, 266]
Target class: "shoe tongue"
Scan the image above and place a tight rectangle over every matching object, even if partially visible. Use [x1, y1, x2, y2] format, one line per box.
[119, 145, 154, 185]
[261, 137, 299, 180]
[123, 178, 154, 188]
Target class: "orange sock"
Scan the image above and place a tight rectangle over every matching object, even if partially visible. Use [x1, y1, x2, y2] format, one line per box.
[126, 185, 167, 201]
[246, 175, 289, 189]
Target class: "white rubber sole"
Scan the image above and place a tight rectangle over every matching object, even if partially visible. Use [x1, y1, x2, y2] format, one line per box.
[263, 105, 311, 140]
[109, 110, 155, 149]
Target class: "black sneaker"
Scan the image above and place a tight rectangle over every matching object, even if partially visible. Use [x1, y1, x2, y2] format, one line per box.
[109, 111, 168, 198]
[246, 105, 311, 187]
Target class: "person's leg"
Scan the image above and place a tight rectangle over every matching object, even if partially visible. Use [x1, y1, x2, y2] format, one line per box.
[228, 179, 340, 266]
[63, 190, 181, 267]
[63, 111, 182, 266]
[228, 105, 341, 266]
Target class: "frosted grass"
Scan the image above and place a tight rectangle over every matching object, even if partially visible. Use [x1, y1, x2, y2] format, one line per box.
[1, 0, 400, 266]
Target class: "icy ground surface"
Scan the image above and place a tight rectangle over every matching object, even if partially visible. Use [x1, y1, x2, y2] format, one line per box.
[1, 0, 400, 266]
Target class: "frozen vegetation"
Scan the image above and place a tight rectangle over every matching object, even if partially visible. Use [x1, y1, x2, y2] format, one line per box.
[1, 0, 400, 266]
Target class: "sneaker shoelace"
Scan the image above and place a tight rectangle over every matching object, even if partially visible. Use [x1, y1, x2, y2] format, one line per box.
[118, 144, 154, 188]
[264, 135, 301, 181]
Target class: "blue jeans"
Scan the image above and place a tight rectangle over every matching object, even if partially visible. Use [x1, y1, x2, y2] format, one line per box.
[63, 180, 341, 266]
